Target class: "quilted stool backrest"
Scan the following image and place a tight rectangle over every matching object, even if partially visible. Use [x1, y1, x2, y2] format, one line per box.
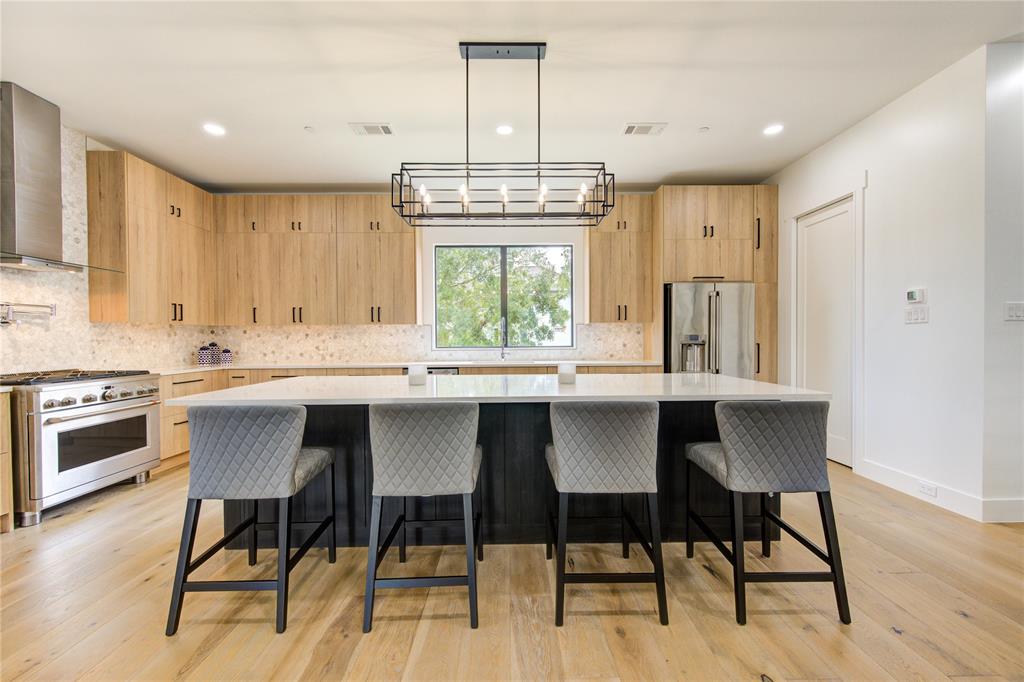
[368, 402, 479, 497]
[187, 405, 307, 500]
[714, 401, 831, 493]
[549, 401, 660, 493]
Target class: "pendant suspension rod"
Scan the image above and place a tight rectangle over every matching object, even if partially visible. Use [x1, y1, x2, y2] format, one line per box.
[537, 45, 541, 165]
[465, 51, 470, 166]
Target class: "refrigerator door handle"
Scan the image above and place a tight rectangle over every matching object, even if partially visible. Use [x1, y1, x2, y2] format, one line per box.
[715, 290, 722, 373]
[707, 292, 715, 373]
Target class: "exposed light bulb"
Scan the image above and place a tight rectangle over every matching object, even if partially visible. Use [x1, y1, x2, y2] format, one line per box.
[576, 193, 584, 204]
[462, 193, 470, 205]
[580, 182, 587, 194]
[500, 183, 508, 196]
[419, 184, 427, 197]
[423, 193, 431, 206]
[540, 183, 548, 196]
[459, 183, 467, 197]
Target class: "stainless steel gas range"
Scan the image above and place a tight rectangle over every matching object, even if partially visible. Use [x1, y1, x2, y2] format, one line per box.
[2, 370, 162, 526]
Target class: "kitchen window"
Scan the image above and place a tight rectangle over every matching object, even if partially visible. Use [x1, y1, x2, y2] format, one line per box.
[434, 245, 574, 349]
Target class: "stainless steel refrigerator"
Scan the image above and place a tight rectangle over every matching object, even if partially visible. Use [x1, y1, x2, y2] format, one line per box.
[664, 282, 755, 377]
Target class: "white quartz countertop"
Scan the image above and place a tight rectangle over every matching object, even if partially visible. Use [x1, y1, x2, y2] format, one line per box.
[167, 373, 828, 406]
[154, 359, 662, 377]
[0, 386, 12, 394]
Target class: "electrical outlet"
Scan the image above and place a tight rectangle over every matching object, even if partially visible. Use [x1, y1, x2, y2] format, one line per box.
[1005, 301, 1024, 321]
[918, 481, 938, 497]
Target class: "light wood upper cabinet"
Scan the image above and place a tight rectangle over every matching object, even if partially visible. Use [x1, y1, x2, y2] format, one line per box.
[589, 230, 652, 323]
[338, 194, 411, 233]
[261, 195, 336, 232]
[124, 154, 167, 212]
[595, 194, 651, 233]
[262, 195, 298, 233]
[216, 232, 258, 325]
[706, 185, 753, 240]
[594, 201, 622, 233]
[216, 194, 262, 233]
[660, 186, 706, 240]
[167, 175, 207, 230]
[337, 232, 416, 324]
[664, 238, 753, 282]
[256, 234, 338, 324]
[167, 224, 214, 325]
[753, 185, 778, 283]
[754, 283, 778, 383]
[126, 203, 169, 324]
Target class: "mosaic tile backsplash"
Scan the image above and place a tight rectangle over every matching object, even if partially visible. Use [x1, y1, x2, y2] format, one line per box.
[0, 128, 644, 374]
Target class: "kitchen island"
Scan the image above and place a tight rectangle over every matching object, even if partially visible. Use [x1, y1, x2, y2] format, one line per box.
[168, 373, 827, 547]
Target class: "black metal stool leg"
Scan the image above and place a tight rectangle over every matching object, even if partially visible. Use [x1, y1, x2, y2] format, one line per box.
[554, 492, 569, 626]
[399, 496, 407, 563]
[620, 493, 630, 558]
[685, 461, 694, 559]
[462, 493, 479, 629]
[247, 499, 258, 566]
[328, 463, 337, 564]
[818, 492, 852, 624]
[166, 498, 201, 636]
[761, 493, 771, 558]
[276, 497, 291, 633]
[363, 495, 383, 633]
[731, 491, 746, 625]
[475, 488, 484, 562]
[646, 492, 669, 625]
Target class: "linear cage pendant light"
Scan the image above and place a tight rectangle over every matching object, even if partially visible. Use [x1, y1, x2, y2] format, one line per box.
[391, 42, 615, 228]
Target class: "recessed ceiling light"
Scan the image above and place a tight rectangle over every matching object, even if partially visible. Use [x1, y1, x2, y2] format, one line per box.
[496, 124, 514, 136]
[697, 125, 711, 133]
[202, 122, 226, 136]
[763, 123, 784, 136]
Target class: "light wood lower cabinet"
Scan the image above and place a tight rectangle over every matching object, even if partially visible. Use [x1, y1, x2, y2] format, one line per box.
[577, 365, 661, 374]
[253, 368, 331, 383]
[754, 284, 778, 383]
[0, 393, 12, 533]
[331, 368, 405, 376]
[159, 371, 222, 460]
[223, 370, 252, 387]
[337, 232, 416, 324]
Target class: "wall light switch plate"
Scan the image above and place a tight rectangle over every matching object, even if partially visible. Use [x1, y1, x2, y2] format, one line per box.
[1005, 301, 1024, 321]
[905, 305, 929, 324]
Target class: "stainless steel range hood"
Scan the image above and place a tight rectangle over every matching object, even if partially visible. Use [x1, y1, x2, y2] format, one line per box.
[0, 82, 80, 272]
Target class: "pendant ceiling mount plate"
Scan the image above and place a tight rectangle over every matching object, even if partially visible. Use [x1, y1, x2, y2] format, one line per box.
[458, 42, 547, 60]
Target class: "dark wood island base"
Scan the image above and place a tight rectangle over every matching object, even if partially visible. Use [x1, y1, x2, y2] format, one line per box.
[224, 401, 780, 548]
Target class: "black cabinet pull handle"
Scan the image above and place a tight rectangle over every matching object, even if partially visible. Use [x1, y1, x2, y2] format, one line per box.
[172, 378, 204, 386]
[170, 204, 175, 215]
[617, 220, 620, 230]
[369, 221, 373, 231]
[755, 342, 761, 374]
[756, 217, 761, 249]
[370, 307, 375, 322]
[703, 225, 707, 238]
[616, 304, 621, 321]
[171, 303, 177, 321]
[299, 306, 303, 323]
[179, 303, 184, 320]
[172, 419, 189, 427]
[376, 221, 380, 231]
[291, 221, 295, 231]
[177, 207, 181, 218]
[377, 306, 381, 322]
[252, 306, 257, 324]
[693, 275, 725, 280]
[251, 221, 256, 231]
[298, 221, 302, 231]
[710, 225, 714, 238]
[623, 221, 628, 231]
[624, 304, 628, 321]
[292, 306, 296, 323]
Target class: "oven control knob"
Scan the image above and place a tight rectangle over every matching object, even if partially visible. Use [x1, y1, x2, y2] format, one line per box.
[119, 390, 134, 398]
[43, 399, 59, 409]
[60, 397, 77, 407]
[101, 390, 118, 401]
[81, 394, 97, 403]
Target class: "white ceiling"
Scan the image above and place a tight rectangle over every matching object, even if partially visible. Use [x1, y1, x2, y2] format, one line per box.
[2, 1, 1021, 191]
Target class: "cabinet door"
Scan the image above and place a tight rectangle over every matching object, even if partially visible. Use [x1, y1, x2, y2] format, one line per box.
[594, 201, 623, 233]
[376, 195, 412, 233]
[753, 185, 778, 283]
[337, 194, 377, 233]
[588, 231, 621, 321]
[718, 240, 754, 281]
[665, 238, 752, 281]
[223, 370, 252, 388]
[167, 176, 205, 229]
[375, 233, 417, 323]
[293, 195, 336, 232]
[216, 232, 257, 325]
[294, 234, 338, 324]
[261, 195, 299, 233]
[661, 186, 706, 240]
[621, 232, 653, 322]
[217, 194, 262, 233]
[619, 194, 652, 232]
[754, 284, 778, 383]
[337, 232, 379, 323]
[124, 154, 167, 214]
[127, 204, 169, 324]
[168, 224, 211, 324]
[707, 186, 753, 240]
[254, 234, 292, 324]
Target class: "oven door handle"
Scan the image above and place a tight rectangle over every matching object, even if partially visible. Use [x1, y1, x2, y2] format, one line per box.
[43, 400, 162, 425]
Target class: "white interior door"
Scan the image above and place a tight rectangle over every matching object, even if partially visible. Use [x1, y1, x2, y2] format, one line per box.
[797, 198, 854, 466]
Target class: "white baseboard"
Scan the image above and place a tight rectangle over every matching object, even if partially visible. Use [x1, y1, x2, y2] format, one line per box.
[855, 458, 1024, 522]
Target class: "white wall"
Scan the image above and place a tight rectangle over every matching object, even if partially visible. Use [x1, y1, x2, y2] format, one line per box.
[982, 42, 1024, 520]
[770, 48, 998, 519]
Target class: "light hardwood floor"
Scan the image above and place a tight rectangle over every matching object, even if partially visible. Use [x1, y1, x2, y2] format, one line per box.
[1, 464, 1022, 681]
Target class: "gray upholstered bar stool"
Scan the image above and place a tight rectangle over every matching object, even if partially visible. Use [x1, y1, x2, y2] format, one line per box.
[684, 400, 851, 625]
[363, 402, 483, 633]
[544, 401, 668, 626]
[166, 406, 336, 635]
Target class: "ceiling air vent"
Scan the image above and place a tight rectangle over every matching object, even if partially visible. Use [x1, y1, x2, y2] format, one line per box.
[349, 122, 394, 136]
[622, 122, 667, 136]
